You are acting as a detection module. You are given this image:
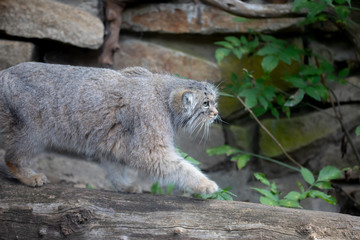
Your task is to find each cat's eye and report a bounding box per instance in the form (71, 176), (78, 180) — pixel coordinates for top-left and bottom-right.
(203, 101), (209, 108)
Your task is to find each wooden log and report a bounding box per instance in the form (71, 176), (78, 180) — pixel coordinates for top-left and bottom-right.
(0, 177), (359, 239)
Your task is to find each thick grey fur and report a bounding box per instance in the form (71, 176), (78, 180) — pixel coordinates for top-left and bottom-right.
(0, 62), (219, 194)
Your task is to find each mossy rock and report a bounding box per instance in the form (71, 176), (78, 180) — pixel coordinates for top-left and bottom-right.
(259, 108), (342, 157)
(227, 124), (254, 151)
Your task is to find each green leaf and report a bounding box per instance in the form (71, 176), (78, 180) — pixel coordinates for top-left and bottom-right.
(231, 154), (250, 169)
(278, 199), (302, 208)
(297, 181), (305, 193)
(233, 17), (248, 22)
(238, 88), (258, 98)
(206, 145), (240, 156)
(308, 190), (337, 205)
(338, 67), (350, 79)
(252, 107), (267, 117)
(248, 36), (259, 50)
(215, 48), (231, 63)
(166, 184), (175, 195)
(258, 96), (269, 110)
(254, 173), (270, 186)
(307, 2), (326, 19)
(259, 196), (280, 206)
(283, 45), (302, 62)
(285, 75), (307, 89)
(314, 181), (333, 190)
(356, 125), (360, 136)
(240, 36), (248, 45)
(270, 107), (279, 119)
(284, 89), (305, 107)
(292, 0), (307, 11)
(301, 167), (315, 185)
(282, 106), (291, 118)
(278, 51), (292, 65)
(151, 182), (162, 194)
(261, 55), (279, 73)
(335, 6), (350, 22)
(262, 86), (276, 101)
(300, 65), (322, 76)
(225, 36), (241, 47)
(276, 94), (286, 105)
(245, 95), (258, 109)
(317, 166), (342, 182)
(260, 35), (286, 45)
(232, 49), (243, 60)
(194, 188), (236, 201)
(177, 148), (201, 166)
(270, 182), (277, 194)
(284, 191), (301, 201)
(214, 41), (233, 49)
(305, 86), (322, 101)
(257, 46), (279, 56)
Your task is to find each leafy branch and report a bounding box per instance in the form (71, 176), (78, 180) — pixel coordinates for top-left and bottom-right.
(253, 166), (342, 208)
(233, 92), (302, 169)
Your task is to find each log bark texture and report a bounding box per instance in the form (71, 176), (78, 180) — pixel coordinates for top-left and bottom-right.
(0, 177), (359, 240)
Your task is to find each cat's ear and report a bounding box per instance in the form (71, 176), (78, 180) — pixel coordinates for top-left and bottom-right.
(182, 91), (195, 110)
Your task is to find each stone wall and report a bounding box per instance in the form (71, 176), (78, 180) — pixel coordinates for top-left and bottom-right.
(0, 0), (359, 213)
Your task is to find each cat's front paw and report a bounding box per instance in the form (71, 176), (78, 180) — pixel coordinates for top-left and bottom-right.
(196, 179), (219, 194)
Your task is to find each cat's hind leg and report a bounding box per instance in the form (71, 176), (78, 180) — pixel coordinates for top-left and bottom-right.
(5, 150), (48, 187)
(102, 160), (145, 193)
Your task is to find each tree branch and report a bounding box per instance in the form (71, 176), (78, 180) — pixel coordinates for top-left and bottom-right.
(1, 177), (359, 239)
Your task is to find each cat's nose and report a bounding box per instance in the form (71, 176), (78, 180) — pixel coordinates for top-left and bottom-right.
(211, 108), (218, 117)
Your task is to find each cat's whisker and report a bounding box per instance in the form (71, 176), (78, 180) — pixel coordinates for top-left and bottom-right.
(215, 115), (228, 125)
(194, 121), (205, 138)
(200, 122), (210, 144)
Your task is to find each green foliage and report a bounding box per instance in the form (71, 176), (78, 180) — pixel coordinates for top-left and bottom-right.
(151, 149), (235, 201)
(253, 166), (341, 208)
(356, 125), (360, 136)
(215, 35), (258, 64)
(194, 187), (237, 201)
(215, 1), (352, 119)
(151, 182), (176, 195)
(206, 145), (250, 170)
(292, 0), (352, 24)
(177, 148), (201, 167)
(216, 30), (350, 118)
(207, 145), (300, 172)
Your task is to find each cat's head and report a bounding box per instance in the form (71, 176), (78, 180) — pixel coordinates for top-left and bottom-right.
(170, 81), (219, 136)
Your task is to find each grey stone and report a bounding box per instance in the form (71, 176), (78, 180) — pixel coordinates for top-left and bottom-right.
(0, 0), (104, 49)
(0, 39), (37, 70)
(328, 75), (360, 102)
(121, 2), (303, 34)
(308, 40), (358, 65)
(259, 105), (360, 158)
(53, 0), (100, 17)
(114, 37), (221, 83)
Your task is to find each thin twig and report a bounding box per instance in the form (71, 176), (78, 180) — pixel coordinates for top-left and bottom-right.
(314, 57), (360, 164)
(330, 89), (360, 164)
(233, 93), (303, 169)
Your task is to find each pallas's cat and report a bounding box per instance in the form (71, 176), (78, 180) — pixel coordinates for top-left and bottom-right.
(0, 62), (219, 194)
